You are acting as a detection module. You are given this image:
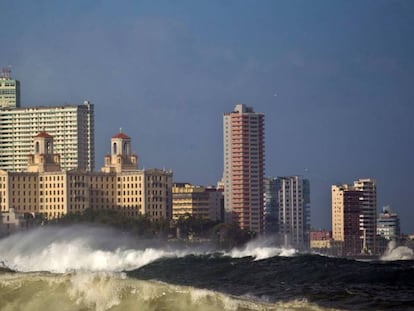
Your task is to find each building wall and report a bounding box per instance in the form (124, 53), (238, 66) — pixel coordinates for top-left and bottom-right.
(276, 176), (310, 248)
(223, 104), (265, 234)
(0, 71), (20, 108)
(172, 183), (222, 221)
(0, 101), (94, 172)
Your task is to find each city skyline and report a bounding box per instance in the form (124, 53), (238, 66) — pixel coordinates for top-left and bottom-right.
(1, 1), (413, 232)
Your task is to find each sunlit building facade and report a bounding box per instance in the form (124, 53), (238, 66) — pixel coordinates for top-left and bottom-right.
(223, 104), (265, 234)
(0, 131), (172, 221)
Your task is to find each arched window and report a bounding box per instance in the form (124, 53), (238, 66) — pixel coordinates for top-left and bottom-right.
(46, 142), (51, 154)
(35, 141), (40, 153)
(123, 142), (128, 154)
(113, 142), (117, 154)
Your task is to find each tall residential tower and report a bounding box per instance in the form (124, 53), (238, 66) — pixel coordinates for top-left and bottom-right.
(0, 101), (95, 172)
(223, 104), (265, 234)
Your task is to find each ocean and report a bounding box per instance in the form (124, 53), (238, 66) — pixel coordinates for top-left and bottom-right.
(0, 225), (413, 311)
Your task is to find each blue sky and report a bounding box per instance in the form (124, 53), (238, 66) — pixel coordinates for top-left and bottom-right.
(1, 0), (413, 232)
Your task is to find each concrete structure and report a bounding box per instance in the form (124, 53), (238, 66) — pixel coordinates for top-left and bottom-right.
(223, 104), (265, 234)
(377, 206), (400, 241)
(332, 178), (377, 256)
(275, 176), (310, 249)
(172, 183), (223, 221)
(0, 68), (20, 108)
(0, 131), (172, 222)
(0, 101), (94, 172)
(264, 177), (279, 234)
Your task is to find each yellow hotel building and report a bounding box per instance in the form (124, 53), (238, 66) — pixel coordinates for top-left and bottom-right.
(0, 131), (172, 221)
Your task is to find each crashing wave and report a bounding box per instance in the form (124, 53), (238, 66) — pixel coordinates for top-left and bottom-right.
(0, 226), (298, 273)
(381, 241), (414, 261)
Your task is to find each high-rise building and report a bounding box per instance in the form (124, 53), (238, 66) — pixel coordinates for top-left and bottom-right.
(275, 176), (310, 248)
(332, 184), (362, 255)
(0, 68), (20, 108)
(332, 178), (377, 256)
(223, 104), (265, 234)
(377, 206), (400, 241)
(354, 178), (377, 254)
(264, 177), (279, 234)
(0, 101), (95, 172)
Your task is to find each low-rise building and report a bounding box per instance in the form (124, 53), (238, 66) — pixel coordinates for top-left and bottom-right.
(0, 131), (172, 222)
(172, 183), (223, 221)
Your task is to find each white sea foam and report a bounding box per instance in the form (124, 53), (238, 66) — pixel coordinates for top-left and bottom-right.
(0, 226), (198, 273)
(0, 226), (296, 273)
(227, 237), (297, 260)
(380, 241), (414, 261)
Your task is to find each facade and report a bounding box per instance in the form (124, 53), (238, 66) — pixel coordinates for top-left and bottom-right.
(264, 177), (279, 234)
(0, 131), (172, 222)
(275, 176), (310, 248)
(377, 206), (400, 241)
(0, 101), (95, 172)
(172, 183), (223, 221)
(223, 104), (265, 234)
(309, 230), (343, 256)
(332, 178), (377, 256)
(0, 68), (20, 108)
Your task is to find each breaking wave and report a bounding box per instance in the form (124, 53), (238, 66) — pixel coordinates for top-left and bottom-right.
(0, 226), (296, 273)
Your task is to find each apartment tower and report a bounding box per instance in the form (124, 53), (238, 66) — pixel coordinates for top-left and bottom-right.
(275, 176), (311, 248)
(332, 178), (377, 256)
(0, 101), (95, 171)
(223, 104), (264, 234)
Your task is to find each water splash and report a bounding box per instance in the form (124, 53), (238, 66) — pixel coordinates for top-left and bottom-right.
(0, 226), (297, 273)
(227, 236), (297, 260)
(381, 240), (414, 261)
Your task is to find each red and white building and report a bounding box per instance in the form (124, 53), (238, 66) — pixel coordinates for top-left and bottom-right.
(223, 104), (265, 234)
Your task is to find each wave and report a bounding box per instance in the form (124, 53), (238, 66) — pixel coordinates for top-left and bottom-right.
(0, 271), (341, 311)
(0, 226), (296, 273)
(226, 237), (297, 260)
(380, 241), (414, 261)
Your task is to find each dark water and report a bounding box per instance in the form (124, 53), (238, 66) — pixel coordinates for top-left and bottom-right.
(129, 254), (414, 311)
(1, 227), (414, 311)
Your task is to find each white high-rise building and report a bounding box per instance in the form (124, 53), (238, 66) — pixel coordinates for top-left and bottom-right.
(223, 104), (265, 234)
(0, 68), (20, 108)
(276, 176), (310, 248)
(0, 101), (95, 172)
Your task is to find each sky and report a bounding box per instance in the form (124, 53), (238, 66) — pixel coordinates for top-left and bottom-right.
(1, 0), (413, 232)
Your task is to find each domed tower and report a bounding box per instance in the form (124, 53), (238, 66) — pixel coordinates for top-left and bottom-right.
(101, 130), (138, 173)
(27, 131), (61, 172)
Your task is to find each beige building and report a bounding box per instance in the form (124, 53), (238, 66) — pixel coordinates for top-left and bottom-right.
(172, 183), (223, 221)
(0, 131), (172, 222)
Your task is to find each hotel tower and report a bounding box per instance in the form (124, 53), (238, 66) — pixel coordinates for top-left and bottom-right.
(223, 104), (265, 234)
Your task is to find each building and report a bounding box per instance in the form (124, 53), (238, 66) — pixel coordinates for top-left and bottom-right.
(0, 68), (20, 108)
(172, 183), (223, 221)
(309, 230), (342, 256)
(223, 104), (265, 234)
(275, 176), (310, 249)
(0, 101), (95, 172)
(377, 206), (400, 241)
(332, 178), (377, 256)
(0, 131), (172, 222)
(264, 177), (279, 234)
